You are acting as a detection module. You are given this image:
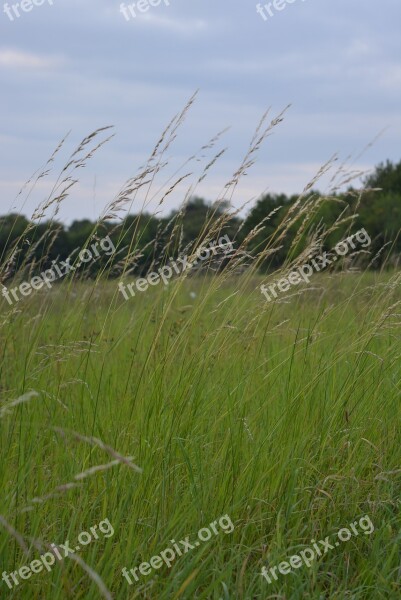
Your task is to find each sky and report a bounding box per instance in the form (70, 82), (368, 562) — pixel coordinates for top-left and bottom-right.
(0, 0), (400, 224)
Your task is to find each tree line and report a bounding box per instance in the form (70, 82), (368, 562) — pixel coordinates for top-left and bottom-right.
(1, 159), (400, 278)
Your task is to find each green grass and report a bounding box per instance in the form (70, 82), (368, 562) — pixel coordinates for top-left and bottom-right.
(1, 269), (400, 599)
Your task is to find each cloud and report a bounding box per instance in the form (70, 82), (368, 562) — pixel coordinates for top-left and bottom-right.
(0, 49), (60, 70)
(129, 13), (208, 35)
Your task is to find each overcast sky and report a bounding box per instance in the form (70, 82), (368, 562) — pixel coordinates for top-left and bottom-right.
(0, 0), (400, 224)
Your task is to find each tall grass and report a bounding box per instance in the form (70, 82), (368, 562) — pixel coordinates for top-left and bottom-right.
(0, 101), (400, 599)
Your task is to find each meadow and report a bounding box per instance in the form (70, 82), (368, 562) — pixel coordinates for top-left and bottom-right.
(1, 267), (400, 599)
(1, 111), (400, 599)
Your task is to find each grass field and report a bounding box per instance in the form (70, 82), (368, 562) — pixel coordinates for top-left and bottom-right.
(1, 267), (401, 599)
